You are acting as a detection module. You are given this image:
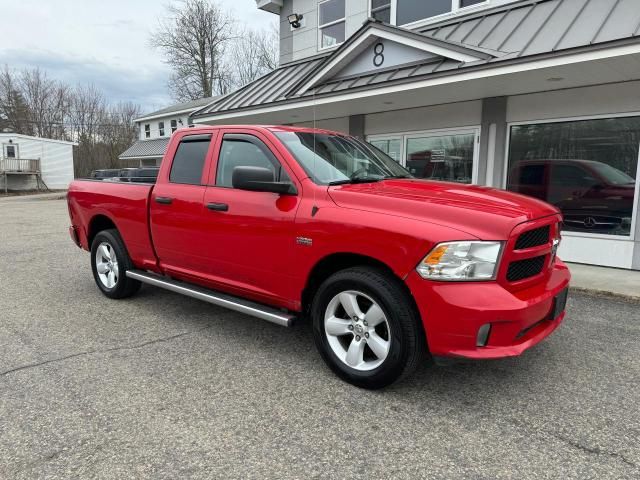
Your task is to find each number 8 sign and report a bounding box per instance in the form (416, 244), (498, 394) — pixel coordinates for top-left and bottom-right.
(373, 42), (385, 67)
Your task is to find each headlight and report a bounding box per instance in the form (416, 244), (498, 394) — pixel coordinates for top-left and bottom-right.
(416, 241), (503, 281)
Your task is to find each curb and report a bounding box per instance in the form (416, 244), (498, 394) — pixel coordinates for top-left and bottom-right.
(0, 193), (67, 202)
(38, 195), (67, 201)
(569, 286), (640, 304)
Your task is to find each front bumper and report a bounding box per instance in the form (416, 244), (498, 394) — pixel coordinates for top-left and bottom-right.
(406, 259), (571, 360)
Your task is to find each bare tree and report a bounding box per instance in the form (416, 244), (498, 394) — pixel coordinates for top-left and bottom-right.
(0, 65), (144, 178)
(99, 101), (141, 168)
(19, 68), (70, 140)
(151, 0), (235, 101)
(255, 23), (279, 73)
(228, 24), (279, 88)
(0, 66), (33, 135)
(67, 84), (105, 144)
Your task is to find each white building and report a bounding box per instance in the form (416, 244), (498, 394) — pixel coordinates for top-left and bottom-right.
(119, 97), (217, 166)
(187, 0), (640, 271)
(0, 133), (76, 192)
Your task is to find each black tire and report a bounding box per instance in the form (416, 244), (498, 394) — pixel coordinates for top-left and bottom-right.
(90, 229), (141, 299)
(311, 266), (427, 389)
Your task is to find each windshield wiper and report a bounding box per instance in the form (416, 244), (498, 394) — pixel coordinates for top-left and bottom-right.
(383, 175), (412, 180)
(328, 177), (383, 186)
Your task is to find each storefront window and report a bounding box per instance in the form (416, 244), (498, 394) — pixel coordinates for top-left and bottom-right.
(370, 138), (402, 163)
(507, 117), (640, 236)
(405, 133), (475, 183)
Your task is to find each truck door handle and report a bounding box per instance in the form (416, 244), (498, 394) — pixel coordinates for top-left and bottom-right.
(207, 202), (229, 212)
(155, 196), (173, 205)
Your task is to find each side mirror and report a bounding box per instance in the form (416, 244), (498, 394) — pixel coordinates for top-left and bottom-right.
(232, 166), (295, 195)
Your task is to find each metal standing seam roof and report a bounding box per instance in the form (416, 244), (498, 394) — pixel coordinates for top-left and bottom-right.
(193, 0), (640, 119)
(195, 57), (326, 116)
(420, 0), (640, 57)
(119, 138), (170, 160)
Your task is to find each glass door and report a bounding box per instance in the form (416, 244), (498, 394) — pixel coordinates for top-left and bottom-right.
(369, 138), (402, 163)
(405, 129), (478, 184)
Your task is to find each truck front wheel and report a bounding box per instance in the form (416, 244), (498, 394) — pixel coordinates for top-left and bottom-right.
(90, 229), (141, 299)
(311, 267), (427, 389)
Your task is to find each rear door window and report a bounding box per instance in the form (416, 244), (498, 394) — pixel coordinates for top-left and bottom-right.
(169, 134), (212, 185)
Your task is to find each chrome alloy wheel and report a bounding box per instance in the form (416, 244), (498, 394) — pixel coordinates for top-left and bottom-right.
(95, 242), (119, 289)
(324, 290), (391, 371)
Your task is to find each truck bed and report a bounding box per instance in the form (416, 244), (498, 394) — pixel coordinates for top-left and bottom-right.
(67, 179), (157, 269)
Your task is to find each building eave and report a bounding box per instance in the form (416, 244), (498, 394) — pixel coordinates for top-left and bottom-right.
(194, 39), (640, 124)
(134, 107), (198, 123)
(0, 133), (78, 146)
(256, 0), (282, 14)
(118, 154), (164, 160)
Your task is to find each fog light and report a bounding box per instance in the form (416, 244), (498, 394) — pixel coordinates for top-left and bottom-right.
(476, 324), (491, 347)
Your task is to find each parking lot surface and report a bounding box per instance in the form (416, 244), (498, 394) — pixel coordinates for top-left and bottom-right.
(1, 199), (639, 479)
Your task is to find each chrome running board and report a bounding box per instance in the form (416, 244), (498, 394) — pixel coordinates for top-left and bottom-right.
(126, 270), (295, 327)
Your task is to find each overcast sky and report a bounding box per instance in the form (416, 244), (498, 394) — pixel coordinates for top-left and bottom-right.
(0, 0), (275, 112)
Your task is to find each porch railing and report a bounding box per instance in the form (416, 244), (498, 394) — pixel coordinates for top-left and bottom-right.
(0, 158), (41, 173)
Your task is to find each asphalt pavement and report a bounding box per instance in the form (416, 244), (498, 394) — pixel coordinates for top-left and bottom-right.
(0, 199), (638, 479)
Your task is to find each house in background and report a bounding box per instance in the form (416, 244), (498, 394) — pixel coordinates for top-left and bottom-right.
(119, 97), (216, 167)
(190, 0), (640, 271)
(0, 133), (76, 192)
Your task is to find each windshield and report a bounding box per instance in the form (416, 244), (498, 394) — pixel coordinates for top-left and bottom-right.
(275, 131), (411, 185)
(588, 162), (635, 185)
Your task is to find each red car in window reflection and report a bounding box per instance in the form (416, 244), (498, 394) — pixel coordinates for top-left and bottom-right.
(508, 159), (636, 235)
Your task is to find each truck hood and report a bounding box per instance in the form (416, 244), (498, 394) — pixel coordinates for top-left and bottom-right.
(327, 179), (559, 239)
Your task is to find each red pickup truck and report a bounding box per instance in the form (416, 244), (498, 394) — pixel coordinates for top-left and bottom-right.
(67, 125), (570, 388)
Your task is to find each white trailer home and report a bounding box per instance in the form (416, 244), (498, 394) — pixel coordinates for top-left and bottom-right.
(0, 134), (76, 192)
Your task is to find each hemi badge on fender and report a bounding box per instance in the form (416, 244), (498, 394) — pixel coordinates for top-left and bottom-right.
(296, 237), (313, 246)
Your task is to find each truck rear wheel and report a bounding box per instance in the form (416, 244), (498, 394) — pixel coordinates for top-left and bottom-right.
(311, 266), (426, 389)
(90, 229), (141, 299)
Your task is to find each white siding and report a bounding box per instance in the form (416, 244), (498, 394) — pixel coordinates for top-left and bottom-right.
(41, 142), (74, 189)
(0, 135), (74, 190)
(138, 115), (190, 140)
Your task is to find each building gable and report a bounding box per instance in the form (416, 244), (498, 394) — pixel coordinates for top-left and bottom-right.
(292, 22), (497, 96)
(333, 39), (440, 80)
